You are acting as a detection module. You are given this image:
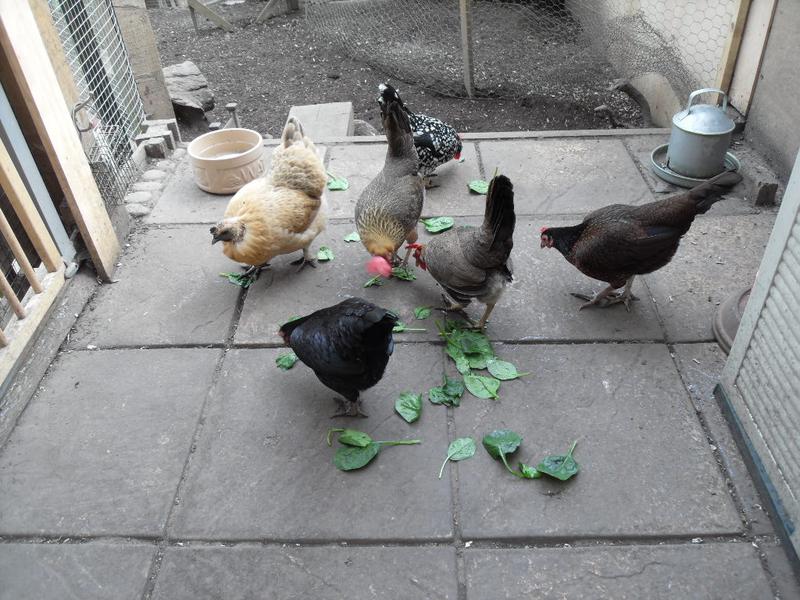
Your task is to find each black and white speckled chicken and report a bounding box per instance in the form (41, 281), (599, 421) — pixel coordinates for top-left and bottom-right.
(381, 83), (462, 186)
(278, 298), (398, 418)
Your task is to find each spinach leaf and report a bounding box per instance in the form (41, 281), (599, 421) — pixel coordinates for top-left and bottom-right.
(317, 246), (335, 262)
(468, 179), (489, 195)
(391, 266), (416, 281)
(392, 321), (426, 333)
(445, 340), (471, 375)
(275, 352), (298, 370)
(483, 429), (526, 477)
(219, 271), (255, 288)
(422, 217), (455, 233)
(395, 392), (422, 423)
(364, 275), (384, 288)
(414, 306), (432, 320)
(326, 172), (349, 191)
(283, 315), (302, 324)
(457, 330), (494, 359)
(326, 428), (373, 448)
(536, 440), (580, 481)
(334, 443), (380, 470)
(438, 437), (476, 478)
(518, 462), (541, 479)
(428, 375), (465, 407)
(487, 358), (530, 381)
(343, 231), (361, 243)
(464, 374), (500, 399)
(467, 354), (489, 370)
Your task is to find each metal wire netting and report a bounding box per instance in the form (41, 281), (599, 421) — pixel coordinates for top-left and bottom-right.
(306, 0), (738, 101)
(48, 0), (145, 207)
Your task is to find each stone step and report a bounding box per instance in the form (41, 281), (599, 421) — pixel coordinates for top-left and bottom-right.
(287, 101), (354, 140)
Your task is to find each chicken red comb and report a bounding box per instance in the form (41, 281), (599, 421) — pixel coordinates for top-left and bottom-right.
(366, 256), (392, 278)
(406, 243), (423, 250)
(540, 226), (549, 233)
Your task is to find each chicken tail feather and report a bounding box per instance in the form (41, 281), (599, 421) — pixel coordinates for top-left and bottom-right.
(689, 170), (743, 214)
(282, 116), (305, 147)
(484, 174), (516, 251)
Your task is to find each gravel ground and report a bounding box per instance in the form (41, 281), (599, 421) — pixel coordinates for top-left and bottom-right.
(149, 2), (644, 140)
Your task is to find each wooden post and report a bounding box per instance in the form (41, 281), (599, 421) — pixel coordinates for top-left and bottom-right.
(0, 0), (119, 280)
(459, 0), (475, 98)
(186, 0), (235, 32)
(715, 0), (753, 93)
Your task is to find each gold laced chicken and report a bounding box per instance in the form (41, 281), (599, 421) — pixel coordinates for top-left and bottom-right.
(210, 117), (327, 276)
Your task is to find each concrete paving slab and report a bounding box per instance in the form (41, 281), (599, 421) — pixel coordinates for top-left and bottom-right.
(171, 345), (453, 540)
(148, 158), (258, 224)
(762, 542), (800, 600)
(324, 143), (385, 219)
(622, 135), (766, 216)
(643, 214), (775, 343)
(464, 543), (773, 599)
(452, 343), (741, 539)
(421, 142), (486, 218)
(152, 545), (457, 599)
(289, 101), (354, 138)
(0, 348), (217, 536)
(235, 221), (446, 345)
(236, 218), (664, 345)
(478, 138), (652, 215)
(0, 542), (153, 600)
(673, 343), (773, 535)
(69, 226), (239, 348)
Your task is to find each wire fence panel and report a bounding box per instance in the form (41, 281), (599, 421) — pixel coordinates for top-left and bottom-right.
(306, 0), (739, 102)
(48, 0), (145, 207)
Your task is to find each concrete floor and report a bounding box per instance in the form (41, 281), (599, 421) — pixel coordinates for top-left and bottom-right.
(1, 130), (798, 599)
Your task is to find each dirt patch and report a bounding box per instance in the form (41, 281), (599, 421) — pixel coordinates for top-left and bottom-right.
(149, 2), (643, 141)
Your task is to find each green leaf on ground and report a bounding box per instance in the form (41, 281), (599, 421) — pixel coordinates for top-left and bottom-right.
(393, 321), (426, 333)
(468, 179), (489, 195)
(458, 330), (494, 359)
(334, 443), (380, 470)
(536, 440), (580, 481)
(364, 275), (384, 288)
(445, 342), (471, 375)
(326, 173), (349, 191)
(486, 358), (529, 381)
(428, 375), (466, 407)
(438, 437), (476, 478)
(391, 266), (416, 281)
(220, 271), (255, 288)
(422, 217), (455, 233)
(327, 428), (374, 448)
(317, 246), (335, 262)
(414, 306), (432, 320)
(483, 429), (526, 478)
(464, 374), (500, 399)
(395, 392), (423, 423)
(343, 231), (361, 243)
(518, 462), (541, 479)
(275, 352), (298, 370)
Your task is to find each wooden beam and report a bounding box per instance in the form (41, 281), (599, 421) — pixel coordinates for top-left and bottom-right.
(0, 270), (25, 319)
(715, 0), (753, 93)
(187, 0), (235, 32)
(0, 0), (119, 280)
(0, 135), (61, 274)
(729, 0), (778, 113)
(0, 204), (44, 295)
(459, 0), (475, 98)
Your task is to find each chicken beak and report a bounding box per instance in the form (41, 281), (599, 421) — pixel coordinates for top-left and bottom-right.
(211, 236), (220, 245)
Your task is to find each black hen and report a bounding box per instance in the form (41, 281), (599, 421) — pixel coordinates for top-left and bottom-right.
(540, 170), (742, 310)
(278, 298), (398, 417)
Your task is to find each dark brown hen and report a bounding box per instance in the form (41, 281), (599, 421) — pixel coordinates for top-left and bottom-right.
(540, 170), (742, 310)
(278, 298), (398, 417)
(413, 174), (516, 329)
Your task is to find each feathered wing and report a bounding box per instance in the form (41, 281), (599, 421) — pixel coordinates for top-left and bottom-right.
(269, 117), (327, 200)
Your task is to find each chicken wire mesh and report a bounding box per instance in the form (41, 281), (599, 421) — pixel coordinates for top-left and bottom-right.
(48, 0), (145, 207)
(306, 0), (738, 102)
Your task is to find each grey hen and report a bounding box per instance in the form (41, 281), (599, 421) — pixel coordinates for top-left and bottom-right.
(412, 174), (516, 329)
(355, 83), (425, 277)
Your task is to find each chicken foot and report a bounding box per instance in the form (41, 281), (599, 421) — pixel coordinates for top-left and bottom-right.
(422, 173), (439, 189)
(290, 247), (317, 273)
(440, 293), (476, 327)
(475, 303), (496, 330)
(331, 396), (368, 419)
(241, 263), (270, 279)
(571, 277), (639, 312)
